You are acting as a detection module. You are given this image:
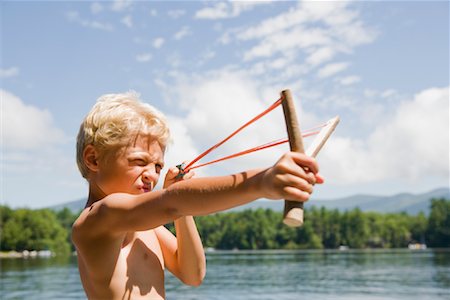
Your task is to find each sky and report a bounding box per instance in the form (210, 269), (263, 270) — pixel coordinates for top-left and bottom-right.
(1, 0), (449, 208)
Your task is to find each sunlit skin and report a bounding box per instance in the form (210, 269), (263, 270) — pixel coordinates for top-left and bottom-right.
(72, 135), (323, 300)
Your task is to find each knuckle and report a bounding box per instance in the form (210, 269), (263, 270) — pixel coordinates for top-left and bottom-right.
(300, 193), (310, 202)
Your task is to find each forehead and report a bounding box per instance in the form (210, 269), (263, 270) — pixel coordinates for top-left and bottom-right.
(126, 135), (164, 158)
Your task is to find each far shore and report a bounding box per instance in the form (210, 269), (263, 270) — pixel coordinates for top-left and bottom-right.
(0, 250), (54, 258)
(3, 247), (449, 259)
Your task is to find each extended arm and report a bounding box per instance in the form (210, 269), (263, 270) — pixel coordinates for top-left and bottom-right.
(75, 152), (320, 238)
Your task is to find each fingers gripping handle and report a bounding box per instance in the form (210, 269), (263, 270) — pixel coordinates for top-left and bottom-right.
(281, 90), (306, 227)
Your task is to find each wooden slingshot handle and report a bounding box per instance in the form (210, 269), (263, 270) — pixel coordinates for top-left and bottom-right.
(281, 90), (306, 227)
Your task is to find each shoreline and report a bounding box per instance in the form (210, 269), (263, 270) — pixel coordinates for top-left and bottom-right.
(0, 250), (54, 258)
(2, 248), (449, 259)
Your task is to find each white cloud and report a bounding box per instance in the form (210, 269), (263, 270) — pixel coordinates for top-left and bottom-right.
(165, 53), (183, 69)
(136, 53), (152, 63)
(364, 89), (377, 98)
(306, 47), (335, 66)
(0, 67), (19, 78)
(1, 91), (88, 207)
(111, 0), (133, 12)
(66, 11), (113, 31)
(339, 75), (361, 86)
(381, 89), (397, 98)
(198, 49), (216, 66)
(317, 62), (349, 78)
(243, 26), (331, 61)
(320, 86), (449, 183)
(174, 26), (191, 40)
(222, 1), (376, 79)
(90, 2), (103, 14)
(1, 90), (65, 150)
(168, 9), (186, 19)
(195, 1), (272, 20)
(196, 2), (228, 19)
(121, 15), (133, 28)
(150, 9), (158, 17)
(153, 37), (165, 49)
(163, 115), (199, 170)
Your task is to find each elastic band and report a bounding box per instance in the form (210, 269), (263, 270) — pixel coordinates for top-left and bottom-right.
(187, 130), (320, 171)
(183, 97), (283, 171)
(181, 95), (327, 172)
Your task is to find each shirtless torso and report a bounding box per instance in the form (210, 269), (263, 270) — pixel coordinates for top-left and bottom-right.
(75, 219), (172, 300)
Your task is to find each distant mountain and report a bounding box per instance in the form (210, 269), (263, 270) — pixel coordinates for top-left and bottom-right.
(50, 198), (86, 212)
(228, 187), (450, 215)
(49, 187), (449, 215)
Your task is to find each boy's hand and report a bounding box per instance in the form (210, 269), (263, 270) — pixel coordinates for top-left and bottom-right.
(164, 162), (195, 188)
(261, 152), (323, 202)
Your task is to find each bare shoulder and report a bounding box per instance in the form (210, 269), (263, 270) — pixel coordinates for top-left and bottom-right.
(72, 193), (133, 246)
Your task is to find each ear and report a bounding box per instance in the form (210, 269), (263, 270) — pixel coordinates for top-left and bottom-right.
(83, 145), (100, 173)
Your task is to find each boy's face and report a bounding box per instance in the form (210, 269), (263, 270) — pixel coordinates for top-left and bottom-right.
(95, 135), (165, 195)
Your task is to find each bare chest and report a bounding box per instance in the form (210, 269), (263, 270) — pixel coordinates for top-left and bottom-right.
(113, 231), (166, 299)
(80, 230), (167, 300)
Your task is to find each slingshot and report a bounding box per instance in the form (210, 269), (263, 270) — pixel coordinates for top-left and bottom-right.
(178, 89), (339, 227)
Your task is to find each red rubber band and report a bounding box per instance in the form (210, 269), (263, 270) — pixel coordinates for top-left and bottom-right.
(182, 94), (328, 172)
(184, 96), (283, 171)
(187, 130), (320, 171)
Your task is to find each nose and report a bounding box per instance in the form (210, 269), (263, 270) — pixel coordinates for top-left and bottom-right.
(142, 166), (159, 185)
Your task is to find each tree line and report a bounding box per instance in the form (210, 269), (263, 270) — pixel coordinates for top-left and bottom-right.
(1, 198), (449, 255)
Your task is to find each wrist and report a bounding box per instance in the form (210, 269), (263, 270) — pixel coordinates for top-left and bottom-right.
(246, 168), (267, 199)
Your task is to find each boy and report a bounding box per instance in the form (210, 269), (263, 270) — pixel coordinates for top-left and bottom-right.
(72, 92), (323, 300)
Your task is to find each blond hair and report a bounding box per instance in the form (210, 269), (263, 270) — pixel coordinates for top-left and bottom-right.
(76, 91), (170, 179)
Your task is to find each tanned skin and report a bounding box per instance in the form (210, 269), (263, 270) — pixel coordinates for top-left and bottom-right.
(72, 135), (323, 300)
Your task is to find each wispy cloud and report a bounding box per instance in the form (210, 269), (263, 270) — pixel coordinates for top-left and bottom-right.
(317, 62), (349, 78)
(198, 49), (216, 66)
(136, 53), (152, 63)
(111, 0), (133, 12)
(66, 11), (113, 31)
(90, 2), (103, 14)
(150, 9), (158, 17)
(121, 15), (133, 28)
(381, 89), (397, 98)
(174, 26), (191, 40)
(306, 47), (335, 66)
(168, 9), (186, 19)
(221, 1), (376, 79)
(0, 67), (19, 78)
(153, 37), (165, 49)
(338, 75), (361, 86)
(195, 1), (272, 20)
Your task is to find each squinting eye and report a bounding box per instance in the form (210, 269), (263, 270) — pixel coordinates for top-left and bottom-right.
(155, 164), (163, 173)
(134, 159), (147, 166)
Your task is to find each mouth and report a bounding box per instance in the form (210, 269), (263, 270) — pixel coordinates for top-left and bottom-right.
(141, 182), (153, 193)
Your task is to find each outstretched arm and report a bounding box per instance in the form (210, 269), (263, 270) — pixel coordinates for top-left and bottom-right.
(74, 152), (320, 239)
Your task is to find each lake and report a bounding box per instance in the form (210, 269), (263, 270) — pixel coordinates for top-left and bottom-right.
(1, 249), (449, 299)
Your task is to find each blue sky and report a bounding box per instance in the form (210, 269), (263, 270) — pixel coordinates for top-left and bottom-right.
(1, 0), (449, 208)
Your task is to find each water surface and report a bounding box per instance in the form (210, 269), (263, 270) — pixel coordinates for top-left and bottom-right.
(1, 249), (449, 299)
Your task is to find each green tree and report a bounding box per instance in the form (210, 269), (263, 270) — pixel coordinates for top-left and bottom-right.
(1, 208), (70, 255)
(341, 208), (369, 248)
(409, 212), (427, 244)
(322, 209), (342, 248)
(381, 214), (411, 248)
(366, 212), (385, 248)
(426, 198), (450, 247)
(56, 208), (80, 251)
